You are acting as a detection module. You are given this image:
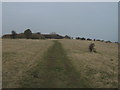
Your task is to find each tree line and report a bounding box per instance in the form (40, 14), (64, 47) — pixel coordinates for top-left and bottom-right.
(75, 37), (116, 43)
(11, 29), (35, 39)
(3, 29), (71, 39)
(2, 29), (118, 43)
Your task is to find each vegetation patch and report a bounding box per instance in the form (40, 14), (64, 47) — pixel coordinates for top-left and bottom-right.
(20, 40), (89, 88)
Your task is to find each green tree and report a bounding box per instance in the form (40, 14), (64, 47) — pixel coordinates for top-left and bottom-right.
(24, 29), (32, 39)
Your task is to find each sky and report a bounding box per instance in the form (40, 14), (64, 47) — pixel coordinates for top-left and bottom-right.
(2, 2), (118, 42)
(118, 2), (120, 42)
(0, 2), (1, 36)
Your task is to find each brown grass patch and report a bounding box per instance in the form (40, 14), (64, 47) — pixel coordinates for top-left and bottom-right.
(59, 39), (118, 88)
(0, 38), (2, 89)
(2, 39), (53, 88)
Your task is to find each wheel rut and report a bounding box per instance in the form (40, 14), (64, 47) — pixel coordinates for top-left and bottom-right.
(20, 40), (87, 88)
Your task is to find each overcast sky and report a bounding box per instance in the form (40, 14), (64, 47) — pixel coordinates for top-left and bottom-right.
(2, 2), (118, 42)
(0, 2), (1, 36)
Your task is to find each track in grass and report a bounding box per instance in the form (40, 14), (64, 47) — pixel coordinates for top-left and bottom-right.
(20, 40), (88, 88)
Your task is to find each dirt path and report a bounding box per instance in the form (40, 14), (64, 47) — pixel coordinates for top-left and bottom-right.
(20, 40), (87, 88)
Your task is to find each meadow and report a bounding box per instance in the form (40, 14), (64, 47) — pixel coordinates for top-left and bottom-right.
(0, 39), (2, 89)
(2, 39), (118, 88)
(60, 39), (118, 88)
(2, 39), (53, 88)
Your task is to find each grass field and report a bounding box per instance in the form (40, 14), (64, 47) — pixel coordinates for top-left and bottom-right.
(60, 39), (118, 88)
(0, 39), (2, 89)
(2, 39), (53, 88)
(2, 39), (118, 88)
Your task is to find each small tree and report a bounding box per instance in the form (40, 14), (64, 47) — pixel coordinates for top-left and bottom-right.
(76, 37), (80, 40)
(24, 29), (32, 39)
(11, 30), (17, 39)
(36, 32), (41, 34)
(89, 43), (96, 53)
(81, 37), (86, 40)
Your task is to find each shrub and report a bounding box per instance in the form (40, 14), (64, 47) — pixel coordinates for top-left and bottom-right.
(24, 29), (32, 39)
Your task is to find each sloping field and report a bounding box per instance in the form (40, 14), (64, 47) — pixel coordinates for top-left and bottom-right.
(20, 40), (87, 88)
(2, 39), (53, 88)
(0, 39), (2, 89)
(59, 39), (118, 88)
(2, 39), (118, 88)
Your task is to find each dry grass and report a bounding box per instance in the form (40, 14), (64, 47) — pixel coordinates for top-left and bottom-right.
(59, 39), (118, 88)
(2, 39), (118, 88)
(2, 39), (53, 88)
(0, 38), (2, 89)
(20, 40), (87, 88)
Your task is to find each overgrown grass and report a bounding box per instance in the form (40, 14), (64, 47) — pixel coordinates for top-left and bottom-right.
(20, 40), (89, 88)
(59, 39), (118, 88)
(2, 39), (118, 88)
(2, 39), (53, 88)
(0, 39), (2, 89)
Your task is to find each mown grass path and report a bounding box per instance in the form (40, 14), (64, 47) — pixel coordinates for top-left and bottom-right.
(20, 40), (87, 88)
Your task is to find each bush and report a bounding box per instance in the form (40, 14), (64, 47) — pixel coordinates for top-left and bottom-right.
(24, 29), (32, 39)
(11, 30), (17, 39)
